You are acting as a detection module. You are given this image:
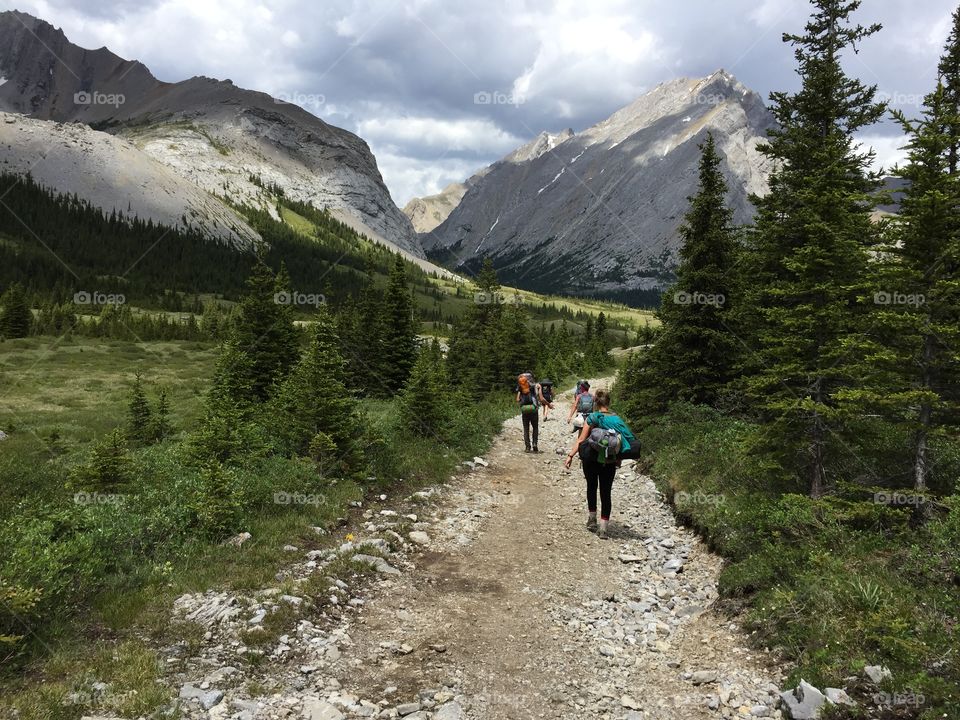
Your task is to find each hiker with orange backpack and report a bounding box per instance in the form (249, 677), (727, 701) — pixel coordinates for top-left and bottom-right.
(563, 389), (637, 539)
(516, 371), (541, 453)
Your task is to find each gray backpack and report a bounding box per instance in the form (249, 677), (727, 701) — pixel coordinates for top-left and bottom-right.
(577, 393), (595, 414)
(587, 427), (621, 464)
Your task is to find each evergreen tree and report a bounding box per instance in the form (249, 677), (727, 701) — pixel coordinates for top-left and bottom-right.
(0, 283), (31, 339)
(876, 83), (960, 493)
(398, 340), (453, 440)
(739, 0), (886, 497)
(346, 286), (387, 395)
(127, 372), (153, 446)
(152, 387), (172, 442)
(187, 340), (257, 465)
(189, 461), (243, 539)
(475, 257), (502, 305)
(623, 134), (741, 415)
(496, 295), (537, 387)
(232, 259), (299, 401)
(938, 6), (960, 175)
(272, 260), (301, 372)
(208, 339), (256, 413)
(595, 312), (608, 345)
(270, 310), (366, 478)
(380, 255), (418, 393)
(448, 258), (506, 397)
(71, 429), (133, 493)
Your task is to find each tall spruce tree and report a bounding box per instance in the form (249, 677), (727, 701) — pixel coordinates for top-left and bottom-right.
(938, 6), (960, 175)
(623, 133), (740, 415)
(0, 283), (31, 339)
(740, 0), (885, 497)
(127, 372), (153, 446)
(231, 259), (299, 401)
(380, 255), (418, 393)
(270, 310), (366, 478)
(398, 340), (453, 440)
(448, 258), (505, 396)
(496, 295), (537, 387)
(152, 387), (172, 442)
(876, 83), (960, 493)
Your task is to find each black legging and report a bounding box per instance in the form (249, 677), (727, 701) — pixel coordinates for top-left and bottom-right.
(583, 460), (615, 520)
(522, 410), (539, 449)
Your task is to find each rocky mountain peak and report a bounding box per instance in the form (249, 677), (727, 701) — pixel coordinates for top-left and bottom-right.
(422, 70), (775, 302)
(506, 128), (576, 164)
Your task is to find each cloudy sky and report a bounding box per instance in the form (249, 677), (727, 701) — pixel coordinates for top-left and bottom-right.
(9, 0), (957, 204)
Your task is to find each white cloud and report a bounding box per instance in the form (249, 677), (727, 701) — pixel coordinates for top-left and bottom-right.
(357, 116), (523, 155)
(858, 133), (909, 174)
(373, 151), (480, 206)
(510, 0), (662, 120)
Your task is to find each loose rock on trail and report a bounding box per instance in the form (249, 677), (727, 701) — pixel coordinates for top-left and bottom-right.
(159, 379), (785, 720)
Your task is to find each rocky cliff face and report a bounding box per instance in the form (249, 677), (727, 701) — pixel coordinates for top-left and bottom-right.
(403, 182), (470, 234)
(420, 71), (775, 300)
(402, 130), (576, 234)
(0, 112), (259, 248)
(0, 10), (421, 255)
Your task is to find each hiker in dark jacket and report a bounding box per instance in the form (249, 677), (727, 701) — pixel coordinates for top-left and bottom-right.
(539, 379), (555, 421)
(563, 389), (637, 539)
(516, 371), (540, 453)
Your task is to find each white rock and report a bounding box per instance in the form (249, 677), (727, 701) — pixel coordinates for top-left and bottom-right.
(223, 532), (251, 547)
(302, 698), (345, 720)
(863, 665), (892, 684)
(408, 531), (430, 545)
(824, 688), (854, 706)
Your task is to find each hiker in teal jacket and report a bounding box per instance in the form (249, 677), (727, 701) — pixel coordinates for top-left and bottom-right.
(585, 408), (637, 455)
(564, 389), (637, 539)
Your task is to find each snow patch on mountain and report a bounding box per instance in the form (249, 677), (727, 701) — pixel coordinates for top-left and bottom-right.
(537, 166), (566, 195)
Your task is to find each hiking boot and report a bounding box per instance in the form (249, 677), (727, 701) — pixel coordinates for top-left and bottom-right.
(598, 519), (609, 540)
(532, 446), (540, 453)
(524, 447), (532, 453)
(586, 514), (598, 532)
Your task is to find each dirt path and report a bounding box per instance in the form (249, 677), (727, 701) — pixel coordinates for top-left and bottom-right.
(327, 378), (785, 719)
(167, 379), (785, 720)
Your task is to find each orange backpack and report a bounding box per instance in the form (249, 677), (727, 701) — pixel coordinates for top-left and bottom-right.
(517, 373), (532, 395)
